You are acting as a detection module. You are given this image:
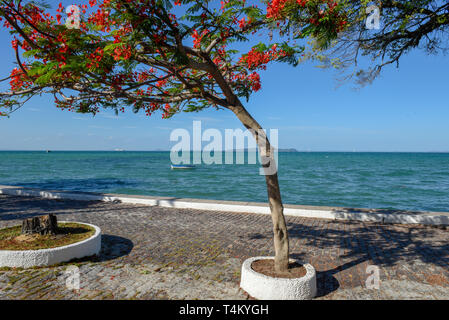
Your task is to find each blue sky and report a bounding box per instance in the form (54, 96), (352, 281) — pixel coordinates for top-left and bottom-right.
(1, 2), (448, 151)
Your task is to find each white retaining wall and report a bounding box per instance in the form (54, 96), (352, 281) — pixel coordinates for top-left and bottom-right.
(0, 185), (448, 226)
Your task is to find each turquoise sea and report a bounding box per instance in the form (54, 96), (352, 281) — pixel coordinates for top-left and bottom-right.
(1, 151), (448, 212)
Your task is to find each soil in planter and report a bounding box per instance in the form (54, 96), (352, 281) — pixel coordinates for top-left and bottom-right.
(251, 259), (307, 279)
(0, 223), (95, 250)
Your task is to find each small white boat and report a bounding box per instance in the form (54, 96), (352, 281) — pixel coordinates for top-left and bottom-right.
(170, 164), (195, 169)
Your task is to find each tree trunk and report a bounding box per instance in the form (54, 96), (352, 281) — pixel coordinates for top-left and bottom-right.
(264, 169), (290, 273)
(229, 105), (290, 272)
(22, 214), (58, 235)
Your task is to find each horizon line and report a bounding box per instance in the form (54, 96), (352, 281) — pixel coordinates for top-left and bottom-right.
(1, 149), (449, 153)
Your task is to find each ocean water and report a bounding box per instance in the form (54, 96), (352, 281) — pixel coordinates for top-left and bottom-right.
(0, 151), (448, 212)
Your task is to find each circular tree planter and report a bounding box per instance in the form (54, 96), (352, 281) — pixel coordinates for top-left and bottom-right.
(0, 221), (101, 268)
(240, 256), (317, 300)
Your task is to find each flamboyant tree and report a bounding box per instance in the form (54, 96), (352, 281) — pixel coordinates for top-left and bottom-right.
(0, 0), (347, 272)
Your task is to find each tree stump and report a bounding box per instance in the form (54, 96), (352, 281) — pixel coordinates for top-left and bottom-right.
(21, 214), (58, 235)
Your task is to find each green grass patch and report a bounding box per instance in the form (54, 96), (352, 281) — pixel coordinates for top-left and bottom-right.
(0, 223), (95, 251)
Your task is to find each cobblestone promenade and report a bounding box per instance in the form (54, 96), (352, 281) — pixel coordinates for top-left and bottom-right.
(0, 195), (448, 299)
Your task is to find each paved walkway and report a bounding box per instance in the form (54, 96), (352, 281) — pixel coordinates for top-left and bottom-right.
(0, 194), (448, 300)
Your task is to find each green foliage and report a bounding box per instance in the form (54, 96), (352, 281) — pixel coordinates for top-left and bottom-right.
(0, 0), (347, 117)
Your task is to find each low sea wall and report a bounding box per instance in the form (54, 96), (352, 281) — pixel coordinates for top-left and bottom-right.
(0, 185), (447, 226)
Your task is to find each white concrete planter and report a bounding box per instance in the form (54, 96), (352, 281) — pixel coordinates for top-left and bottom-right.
(240, 256), (317, 300)
(0, 222), (101, 268)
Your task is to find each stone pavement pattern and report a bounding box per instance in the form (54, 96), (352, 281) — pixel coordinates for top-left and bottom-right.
(0, 194), (448, 300)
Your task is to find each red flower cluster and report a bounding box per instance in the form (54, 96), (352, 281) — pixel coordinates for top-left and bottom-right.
(192, 29), (209, 48)
(144, 102), (161, 117)
(162, 104), (171, 119)
(9, 68), (31, 91)
(56, 2), (64, 24)
(212, 46), (227, 68)
(113, 25), (133, 44)
(240, 44), (288, 70)
(232, 71), (262, 92)
(88, 8), (112, 32)
(113, 46), (132, 61)
(109, 73), (132, 90)
(11, 38), (19, 50)
(266, 0), (347, 33)
(238, 17), (251, 29)
(220, 0), (231, 11)
(156, 78), (168, 88)
(136, 69), (155, 82)
(248, 72), (261, 91)
(86, 47), (104, 69)
(266, 0), (292, 19)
